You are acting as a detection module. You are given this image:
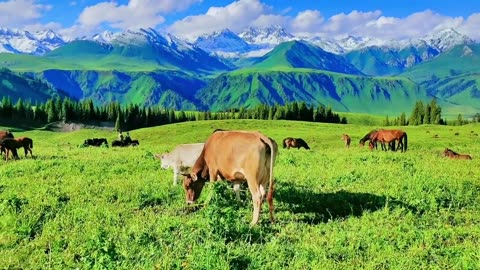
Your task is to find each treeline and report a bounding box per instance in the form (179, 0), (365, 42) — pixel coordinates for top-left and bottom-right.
(384, 99), (446, 126)
(385, 99), (480, 126)
(0, 97), (346, 130)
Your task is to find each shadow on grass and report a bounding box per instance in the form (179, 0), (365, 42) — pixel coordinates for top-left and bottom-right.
(275, 181), (418, 224)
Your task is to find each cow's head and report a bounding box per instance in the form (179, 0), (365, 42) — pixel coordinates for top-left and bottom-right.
(182, 172), (207, 204)
(154, 153), (171, 169)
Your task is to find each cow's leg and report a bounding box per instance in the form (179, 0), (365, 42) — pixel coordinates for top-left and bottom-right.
(248, 180), (264, 226)
(233, 183), (241, 201)
(173, 167), (179, 185)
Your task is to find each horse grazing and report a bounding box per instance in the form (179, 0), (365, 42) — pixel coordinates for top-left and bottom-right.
(369, 129), (408, 152)
(84, 138), (108, 147)
(341, 134), (351, 148)
(442, 148), (472, 160)
(0, 130), (14, 156)
(0, 137), (33, 161)
(359, 129), (390, 151)
(282, 137), (310, 150)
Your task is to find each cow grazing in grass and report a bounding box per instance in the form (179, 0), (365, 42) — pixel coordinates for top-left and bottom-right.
(183, 130), (278, 226)
(154, 143), (205, 185)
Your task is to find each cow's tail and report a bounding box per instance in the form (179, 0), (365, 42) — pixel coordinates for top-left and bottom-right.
(258, 132), (277, 223)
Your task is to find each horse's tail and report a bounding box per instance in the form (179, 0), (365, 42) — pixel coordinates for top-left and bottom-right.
(282, 139), (287, 148)
(403, 132), (408, 152)
(29, 139), (33, 149)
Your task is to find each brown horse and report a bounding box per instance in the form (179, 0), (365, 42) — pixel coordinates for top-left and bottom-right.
(0, 137), (33, 161)
(0, 130), (14, 155)
(341, 134), (351, 148)
(282, 137), (310, 150)
(369, 129), (408, 152)
(359, 130), (391, 151)
(442, 148), (472, 160)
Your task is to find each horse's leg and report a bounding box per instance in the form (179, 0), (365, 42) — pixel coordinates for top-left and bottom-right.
(24, 146), (28, 157)
(395, 139), (402, 152)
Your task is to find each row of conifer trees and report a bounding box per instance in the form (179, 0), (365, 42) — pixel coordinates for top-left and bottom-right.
(0, 96), (346, 131)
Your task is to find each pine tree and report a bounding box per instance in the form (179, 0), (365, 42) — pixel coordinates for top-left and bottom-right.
(115, 111), (124, 132)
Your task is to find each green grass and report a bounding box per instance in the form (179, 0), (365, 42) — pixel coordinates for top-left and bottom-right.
(1, 120), (480, 269)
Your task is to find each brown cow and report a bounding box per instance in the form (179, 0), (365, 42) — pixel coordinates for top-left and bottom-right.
(183, 130), (278, 226)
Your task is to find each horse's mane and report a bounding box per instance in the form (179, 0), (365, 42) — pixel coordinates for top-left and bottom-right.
(445, 148), (459, 155)
(359, 130), (377, 143)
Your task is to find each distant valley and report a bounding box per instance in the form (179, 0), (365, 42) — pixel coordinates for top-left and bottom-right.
(0, 26), (479, 118)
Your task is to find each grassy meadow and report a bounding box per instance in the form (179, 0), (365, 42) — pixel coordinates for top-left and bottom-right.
(1, 120), (479, 269)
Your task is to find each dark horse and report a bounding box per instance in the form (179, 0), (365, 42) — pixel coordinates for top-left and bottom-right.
(442, 148), (472, 160)
(112, 139), (139, 147)
(0, 137), (33, 161)
(84, 138), (108, 147)
(0, 130), (14, 156)
(369, 129), (408, 152)
(283, 137), (310, 150)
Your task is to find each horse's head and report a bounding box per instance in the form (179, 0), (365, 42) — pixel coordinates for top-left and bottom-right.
(443, 148), (452, 157)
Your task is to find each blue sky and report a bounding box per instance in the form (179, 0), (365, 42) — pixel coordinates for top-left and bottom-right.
(1, 0), (479, 40)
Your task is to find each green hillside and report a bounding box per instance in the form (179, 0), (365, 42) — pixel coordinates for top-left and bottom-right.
(252, 41), (362, 75)
(401, 43), (480, 82)
(33, 69), (205, 109)
(196, 68), (427, 115)
(398, 44), (480, 114)
(0, 40), (231, 73)
(0, 68), (66, 102)
(345, 45), (439, 76)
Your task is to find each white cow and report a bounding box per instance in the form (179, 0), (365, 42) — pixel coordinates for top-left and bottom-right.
(154, 143), (205, 185)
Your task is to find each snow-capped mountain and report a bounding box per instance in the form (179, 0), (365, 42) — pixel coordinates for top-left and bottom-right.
(422, 28), (473, 52)
(92, 31), (115, 43)
(239, 25), (295, 45)
(92, 28), (198, 53)
(194, 29), (252, 54)
(307, 28), (473, 54)
(0, 27), (66, 55)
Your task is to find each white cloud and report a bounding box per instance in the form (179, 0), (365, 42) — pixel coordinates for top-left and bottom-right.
(458, 13), (480, 40)
(67, 0), (201, 37)
(0, 0), (51, 27)
(290, 9), (474, 41)
(291, 10), (324, 34)
(168, 0), (272, 40)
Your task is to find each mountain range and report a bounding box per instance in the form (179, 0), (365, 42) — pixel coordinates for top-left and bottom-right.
(0, 25), (479, 118)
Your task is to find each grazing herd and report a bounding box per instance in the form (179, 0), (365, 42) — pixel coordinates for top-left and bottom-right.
(0, 126), (475, 225)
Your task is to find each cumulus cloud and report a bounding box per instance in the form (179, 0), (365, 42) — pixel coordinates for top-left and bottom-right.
(0, 0), (51, 27)
(291, 10), (324, 34)
(168, 0), (273, 40)
(64, 0), (201, 38)
(458, 13), (480, 40)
